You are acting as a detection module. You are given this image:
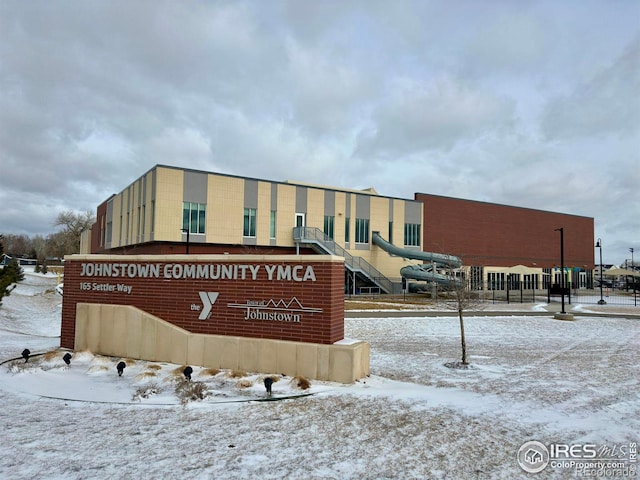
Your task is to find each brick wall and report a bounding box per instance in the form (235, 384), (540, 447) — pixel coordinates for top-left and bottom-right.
(416, 193), (595, 268)
(61, 255), (345, 349)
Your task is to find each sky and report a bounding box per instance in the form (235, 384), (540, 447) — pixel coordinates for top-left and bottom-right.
(0, 0), (638, 265)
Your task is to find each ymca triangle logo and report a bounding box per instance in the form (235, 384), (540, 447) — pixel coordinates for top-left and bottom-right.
(198, 292), (219, 320)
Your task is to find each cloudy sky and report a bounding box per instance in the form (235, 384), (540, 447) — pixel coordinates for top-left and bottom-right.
(1, 1), (638, 265)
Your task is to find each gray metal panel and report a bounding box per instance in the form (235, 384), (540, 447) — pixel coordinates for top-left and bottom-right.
(106, 198), (113, 224)
(404, 201), (422, 224)
(183, 171), (208, 203)
(324, 190), (335, 215)
(244, 179), (258, 208)
(296, 186), (307, 213)
(271, 182), (277, 208)
(151, 168), (156, 200)
(355, 194), (370, 218)
(388, 198), (393, 221)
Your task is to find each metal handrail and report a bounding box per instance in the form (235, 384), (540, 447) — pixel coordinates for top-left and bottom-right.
(293, 227), (393, 293)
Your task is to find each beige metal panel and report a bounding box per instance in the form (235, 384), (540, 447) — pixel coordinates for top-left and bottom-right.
(392, 199), (408, 246)
(275, 183), (297, 246)
(111, 195), (123, 248)
(369, 196), (390, 237)
(334, 191), (347, 243)
(154, 167), (184, 241)
(208, 174), (244, 244)
(80, 230), (92, 254)
(255, 181), (272, 244)
(141, 172), (154, 243)
(306, 188), (324, 230)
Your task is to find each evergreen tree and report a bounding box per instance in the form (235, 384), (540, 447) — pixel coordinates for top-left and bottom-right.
(0, 235), (24, 307)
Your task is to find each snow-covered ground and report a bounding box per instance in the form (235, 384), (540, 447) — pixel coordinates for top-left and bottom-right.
(0, 271), (638, 479)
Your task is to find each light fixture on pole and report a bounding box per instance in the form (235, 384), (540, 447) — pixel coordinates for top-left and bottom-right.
(595, 239), (605, 305)
(554, 228), (566, 314)
(181, 228), (190, 254)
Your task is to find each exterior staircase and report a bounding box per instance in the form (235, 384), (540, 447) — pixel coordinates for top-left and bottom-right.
(293, 227), (393, 294)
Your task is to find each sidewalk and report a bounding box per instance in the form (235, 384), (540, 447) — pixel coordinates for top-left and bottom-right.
(345, 301), (640, 320)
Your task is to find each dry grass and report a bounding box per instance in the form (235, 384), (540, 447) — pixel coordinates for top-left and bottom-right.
(87, 365), (109, 374)
(261, 375), (279, 384)
(227, 370), (247, 378)
(198, 367), (221, 377)
(146, 364), (162, 371)
(235, 379), (253, 389)
(345, 295), (436, 310)
(171, 365), (191, 376)
(135, 371), (158, 381)
(290, 375), (311, 390)
(43, 351), (62, 361)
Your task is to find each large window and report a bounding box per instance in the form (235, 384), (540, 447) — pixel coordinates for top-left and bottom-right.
(404, 223), (421, 246)
(243, 208), (256, 237)
(269, 211), (276, 239)
(345, 217), (350, 243)
(182, 202), (206, 234)
(324, 215), (335, 239)
(355, 218), (369, 244)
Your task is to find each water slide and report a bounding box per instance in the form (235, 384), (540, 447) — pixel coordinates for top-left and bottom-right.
(371, 232), (462, 286)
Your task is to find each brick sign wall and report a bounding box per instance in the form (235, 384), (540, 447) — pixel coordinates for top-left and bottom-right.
(61, 255), (345, 349)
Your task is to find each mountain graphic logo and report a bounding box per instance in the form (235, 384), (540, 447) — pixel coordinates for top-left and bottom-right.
(227, 297), (322, 313)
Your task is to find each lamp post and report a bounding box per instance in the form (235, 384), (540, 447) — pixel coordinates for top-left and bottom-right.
(595, 239), (605, 304)
(555, 228), (566, 314)
(181, 228), (190, 254)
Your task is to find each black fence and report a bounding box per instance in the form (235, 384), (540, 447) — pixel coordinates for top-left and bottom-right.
(481, 286), (639, 307)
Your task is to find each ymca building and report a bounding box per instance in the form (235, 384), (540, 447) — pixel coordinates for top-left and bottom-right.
(81, 164), (595, 294)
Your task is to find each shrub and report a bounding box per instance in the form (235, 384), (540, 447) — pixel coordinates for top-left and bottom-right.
(132, 383), (161, 401)
(174, 378), (211, 404)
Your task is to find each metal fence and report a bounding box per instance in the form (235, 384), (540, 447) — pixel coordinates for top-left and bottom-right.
(480, 287), (639, 307)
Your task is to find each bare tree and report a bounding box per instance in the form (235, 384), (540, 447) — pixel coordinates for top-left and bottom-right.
(441, 266), (484, 368)
(52, 210), (95, 256)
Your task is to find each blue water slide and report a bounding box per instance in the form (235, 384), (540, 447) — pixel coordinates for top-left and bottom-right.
(371, 232), (462, 286)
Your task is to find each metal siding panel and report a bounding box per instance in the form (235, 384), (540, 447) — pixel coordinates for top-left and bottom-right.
(296, 186), (307, 213)
(244, 179), (258, 208)
(183, 171), (208, 203)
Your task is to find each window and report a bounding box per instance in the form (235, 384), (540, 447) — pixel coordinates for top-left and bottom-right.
(488, 272), (505, 290)
(523, 274), (538, 290)
(324, 215), (335, 239)
(183, 202), (206, 234)
(345, 217), (350, 243)
(270, 211), (276, 239)
(542, 268), (551, 289)
(355, 218), (369, 244)
(243, 208), (256, 237)
(404, 223), (421, 246)
(470, 266), (483, 291)
(105, 221), (112, 245)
